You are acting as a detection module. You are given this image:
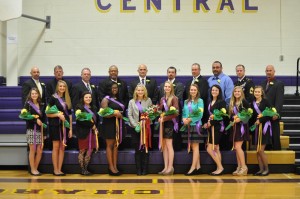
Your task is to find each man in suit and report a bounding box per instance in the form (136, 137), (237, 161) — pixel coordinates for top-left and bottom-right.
(261, 65), (284, 150)
(234, 64), (254, 104)
(22, 67), (46, 105)
(72, 68), (99, 110)
(184, 63), (209, 123)
(159, 66), (184, 151)
(98, 65), (129, 107)
(128, 64), (159, 105)
(46, 65), (73, 103)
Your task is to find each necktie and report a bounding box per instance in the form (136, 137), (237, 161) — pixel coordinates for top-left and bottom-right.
(192, 78), (196, 84)
(266, 81), (270, 90)
(141, 79), (145, 85)
(36, 80), (42, 96)
(87, 83), (92, 93)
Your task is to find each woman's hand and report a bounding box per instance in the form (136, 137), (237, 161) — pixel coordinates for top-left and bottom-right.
(158, 117), (164, 123)
(58, 112), (65, 121)
(255, 119), (260, 125)
(68, 129), (72, 138)
(36, 119), (42, 126)
(182, 118), (191, 126)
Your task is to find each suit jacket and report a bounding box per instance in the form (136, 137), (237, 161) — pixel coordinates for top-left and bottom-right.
(46, 78), (73, 103)
(235, 76), (255, 104)
(158, 79), (184, 105)
(22, 78), (46, 105)
(261, 79), (284, 115)
(75, 104), (98, 139)
(184, 76), (209, 123)
(127, 98), (152, 128)
(98, 77), (129, 108)
(128, 77), (159, 105)
(71, 81), (99, 110)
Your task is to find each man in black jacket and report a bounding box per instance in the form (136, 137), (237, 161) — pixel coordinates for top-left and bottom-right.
(22, 67), (46, 105)
(234, 64), (254, 104)
(128, 64), (159, 105)
(261, 65), (284, 150)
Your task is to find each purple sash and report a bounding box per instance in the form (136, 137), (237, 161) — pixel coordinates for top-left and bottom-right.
(188, 101), (201, 135)
(54, 93), (69, 117)
(234, 106), (245, 136)
(84, 105), (97, 154)
(105, 96), (125, 143)
(252, 101), (272, 137)
(208, 103), (224, 132)
(163, 98), (178, 132)
(135, 101), (144, 113)
(27, 101), (42, 150)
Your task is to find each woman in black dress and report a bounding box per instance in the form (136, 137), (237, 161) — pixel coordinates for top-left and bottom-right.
(229, 86), (250, 176)
(250, 86), (272, 176)
(22, 88), (46, 176)
(100, 83), (125, 176)
(75, 91), (99, 175)
(46, 80), (72, 176)
(204, 85), (227, 176)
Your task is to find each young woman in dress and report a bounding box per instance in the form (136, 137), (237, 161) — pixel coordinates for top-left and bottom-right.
(182, 84), (204, 175)
(250, 86), (272, 176)
(229, 86), (250, 176)
(75, 91), (99, 175)
(100, 82), (125, 176)
(23, 88), (46, 176)
(158, 81), (179, 175)
(128, 84), (152, 175)
(46, 80), (72, 176)
(204, 84), (226, 176)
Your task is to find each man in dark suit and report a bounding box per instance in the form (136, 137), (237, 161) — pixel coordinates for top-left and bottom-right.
(22, 67), (46, 105)
(261, 65), (284, 150)
(184, 63), (209, 123)
(159, 66), (184, 150)
(98, 65), (129, 107)
(72, 68), (99, 110)
(128, 64), (159, 105)
(234, 64), (254, 104)
(46, 65), (73, 103)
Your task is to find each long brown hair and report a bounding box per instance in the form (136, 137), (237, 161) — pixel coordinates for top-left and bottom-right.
(26, 88), (42, 104)
(185, 84), (200, 104)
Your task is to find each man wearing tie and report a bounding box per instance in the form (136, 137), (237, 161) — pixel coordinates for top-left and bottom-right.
(128, 64), (159, 105)
(72, 68), (99, 110)
(22, 67), (46, 105)
(261, 65), (284, 150)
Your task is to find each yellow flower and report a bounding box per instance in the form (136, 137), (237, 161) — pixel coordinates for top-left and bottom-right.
(198, 108), (203, 112)
(75, 109), (81, 115)
(248, 108), (253, 114)
(91, 85), (95, 88)
(146, 79), (150, 83)
(272, 107), (277, 113)
(46, 106), (49, 111)
(217, 79), (221, 84)
(270, 82), (274, 85)
(170, 106), (176, 111)
(99, 108), (104, 113)
(221, 108), (226, 114)
(21, 109), (27, 114)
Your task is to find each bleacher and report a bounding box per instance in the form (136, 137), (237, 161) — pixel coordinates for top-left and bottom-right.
(0, 75), (298, 174)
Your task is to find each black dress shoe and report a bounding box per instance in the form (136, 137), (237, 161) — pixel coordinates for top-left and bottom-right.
(53, 172), (66, 176)
(196, 168), (202, 174)
(253, 171), (263, 176)
(260, 171), (269, 176)
(185, 169), (198, 176)
(30, 172), (42, 176)
(108, 169), (121, 176)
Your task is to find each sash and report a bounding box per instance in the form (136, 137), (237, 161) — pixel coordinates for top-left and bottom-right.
(84, 105), (99, 153)
(136, 101), (151, 153)
(27, 101), (43, 150)
(105, 96), (125, 145)
(54, 93), (69, 117)
(252, 102), (273, 137)
(208, 103), (224, 132)
(162, 99), (178, 132)
(54, 93), (68, 148)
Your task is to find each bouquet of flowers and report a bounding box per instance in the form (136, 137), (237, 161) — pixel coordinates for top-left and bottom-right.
(75, 109), (93, 121)
(249, 107), (279, 131)
(210, 108), (228, 121)
(45, 105), (70, 128)
(180, 107), (204, 131)
(225, 108), (253, 130)
(19, 108), (47, 128)
(155, 106), (179, 130)
(98, 107), (129, 122)
(143, 105), (161, 121)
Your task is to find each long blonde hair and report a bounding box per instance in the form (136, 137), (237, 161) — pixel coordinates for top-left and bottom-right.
(164, 81), (175, 107)
(55, 80), (72, 109)
(133, 84), (148, 101)
(229, 86), (245, 114)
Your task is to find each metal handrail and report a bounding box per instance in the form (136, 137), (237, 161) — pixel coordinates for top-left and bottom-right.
(296, 57), (300, 96)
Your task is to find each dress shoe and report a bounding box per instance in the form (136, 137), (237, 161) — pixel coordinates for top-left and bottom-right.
(237, 167), (248, 176)
(158, 170), (165, 175)
(260, 171), (269, 176)
(209, 169), (224, 176)
(163, 168), (174, 176)
(53, 172), (66, 176)
(253, 171), (263, 176)
(108, 169), (121, 176)
(185, 169), (198, 176)
(30, 171), (42, 176)
(196, 168), (202, 174)
(232, 166), (241, 176)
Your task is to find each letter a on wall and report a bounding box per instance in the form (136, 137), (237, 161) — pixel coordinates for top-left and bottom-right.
(0, 0), (22, 21)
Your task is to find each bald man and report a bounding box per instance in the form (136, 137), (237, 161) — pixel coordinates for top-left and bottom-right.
(261, 65), (284, 150)
(22, 67), (46, 105)
(128, 64), (159, 105)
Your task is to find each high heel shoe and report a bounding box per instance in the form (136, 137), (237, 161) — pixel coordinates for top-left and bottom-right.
(163, 168), (174, 176)
(237, 167), (248, 176)
(158, 170), (166, 175)
(108, 169), (121, 176)
(253, 171), (263, 176)
(185, 169), (198, 176)
(232, 166), (241, 176)
(260, 171), (269, 176)
(209, 169), (224, 176)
